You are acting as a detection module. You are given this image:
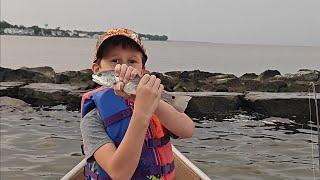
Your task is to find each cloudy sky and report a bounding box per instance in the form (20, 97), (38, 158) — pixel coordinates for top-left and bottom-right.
(1, 0), (320, 46)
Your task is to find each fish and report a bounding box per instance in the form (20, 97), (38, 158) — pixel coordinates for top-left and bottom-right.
(92, 70), (192, 112)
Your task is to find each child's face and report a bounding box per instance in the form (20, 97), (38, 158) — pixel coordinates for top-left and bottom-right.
(92, 45), (145, 74)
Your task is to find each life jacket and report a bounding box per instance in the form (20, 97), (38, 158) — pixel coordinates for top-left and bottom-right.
(81, 87), (175, 180)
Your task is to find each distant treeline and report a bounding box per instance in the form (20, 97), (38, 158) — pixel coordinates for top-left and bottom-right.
(140, 34), (168, 41)
(0, 21), (168, 41)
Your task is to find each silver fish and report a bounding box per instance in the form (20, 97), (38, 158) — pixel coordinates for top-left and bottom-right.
(92, 70), (192, 112)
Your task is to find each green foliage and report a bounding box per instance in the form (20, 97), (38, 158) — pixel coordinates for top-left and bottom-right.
(140, 33), (168, 41)
(1, 21), (14, 28)
(30, 25), (41, 35)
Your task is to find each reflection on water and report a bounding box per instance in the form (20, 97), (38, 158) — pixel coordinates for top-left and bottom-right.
(1, 103), (319, 179)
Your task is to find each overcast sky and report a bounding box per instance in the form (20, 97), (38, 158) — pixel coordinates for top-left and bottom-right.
(1, 0), (320, 46)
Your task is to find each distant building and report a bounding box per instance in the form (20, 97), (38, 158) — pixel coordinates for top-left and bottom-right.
(4, 28), (34, 35)
(4, 28), (22, 34)
(39, 29), (45, 36)
(51, 30), (63, 36)
(141, 37), (149, 40)
(66, 30), (73, 36)
(23, 28), (35, 35)
(78, 32), (89, 38)
(72, 30), (79, 36)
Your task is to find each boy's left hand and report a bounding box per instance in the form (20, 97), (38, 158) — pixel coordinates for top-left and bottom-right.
(113, 64), (142, 99)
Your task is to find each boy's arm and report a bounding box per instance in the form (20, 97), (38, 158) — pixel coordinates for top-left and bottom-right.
(154, 99), (195, 139)
(94, 112), (150, 179)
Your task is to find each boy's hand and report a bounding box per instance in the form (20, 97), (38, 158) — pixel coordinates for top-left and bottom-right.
(113, 64), (141, 99)
(134, 74), (164, 121)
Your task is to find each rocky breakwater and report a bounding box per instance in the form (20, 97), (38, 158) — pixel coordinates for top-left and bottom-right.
(0, 66), (95, 110)
(1, 66), (319, 122)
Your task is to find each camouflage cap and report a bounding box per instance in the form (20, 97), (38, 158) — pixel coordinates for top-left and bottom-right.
(93, 27), (147, 63)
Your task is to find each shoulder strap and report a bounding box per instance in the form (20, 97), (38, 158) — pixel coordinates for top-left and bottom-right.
(102, 108), (133, 127)
(81, 87), (110, 118)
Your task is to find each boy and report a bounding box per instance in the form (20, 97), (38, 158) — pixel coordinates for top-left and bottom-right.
(80, 27), (195, 180)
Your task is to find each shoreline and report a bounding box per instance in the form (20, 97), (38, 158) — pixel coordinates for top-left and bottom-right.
(2, 34), (320, 48)
(1, 66), (319, 123)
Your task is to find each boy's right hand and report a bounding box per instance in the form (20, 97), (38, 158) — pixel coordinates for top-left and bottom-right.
(113, 64), (141, 99)
(133, 74), (164, 121)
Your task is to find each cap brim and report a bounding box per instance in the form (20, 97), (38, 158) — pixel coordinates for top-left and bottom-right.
(95, 35), (147, 62)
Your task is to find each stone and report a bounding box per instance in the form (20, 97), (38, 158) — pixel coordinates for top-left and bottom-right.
(0, 67), (54, 83)
(257, 70), (281, 81)
(17, 83), (84, 110)
(240, 73), (258, 80)
(20, 66), (56, 79)
(55, 69), (96, 89)
(151, 72), (179, 91)
(243, 92), (320, 123)
(0, 81), (26, 97)
(170, 92), (244, 118)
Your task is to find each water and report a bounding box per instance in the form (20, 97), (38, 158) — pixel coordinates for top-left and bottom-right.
(1, 100), (319, 179)
(173, 116), (320, 179)
(0, 103), (82, 180)
(1, 36), (320, 179)
(1, 35), (320, 76)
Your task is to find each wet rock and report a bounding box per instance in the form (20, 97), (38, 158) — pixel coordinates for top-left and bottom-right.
(280, 81), (317, 92)
(241, 79), (262, 91)
(20, 66), (56, 80)
(240, 73), (258, 80)
(163, 70), (223, 90)
(206, 74), (241, 90)
(55, 69), (96, 90)
(178, 70), (218, 81)
(0, 82), (26, 97)
(0, 67), (55, 83)
(170, 92), (244, 118)
(273, 69), (320, 82)
(164, 71), (182, 78)
(257, 70), (281, 81)
(173, 81), (204, 92)
(260, 80), (288, 92)
(242, 79), (288, 92)
(18, 83), (84, 110)
(243, 92), (320, 123)
(151, 72), (179, 91)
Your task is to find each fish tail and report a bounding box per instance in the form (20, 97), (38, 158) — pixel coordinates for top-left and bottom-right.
(161, 92), (192, 112)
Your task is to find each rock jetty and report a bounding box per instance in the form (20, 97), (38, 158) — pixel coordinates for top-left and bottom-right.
(1, 66), (319, 122)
